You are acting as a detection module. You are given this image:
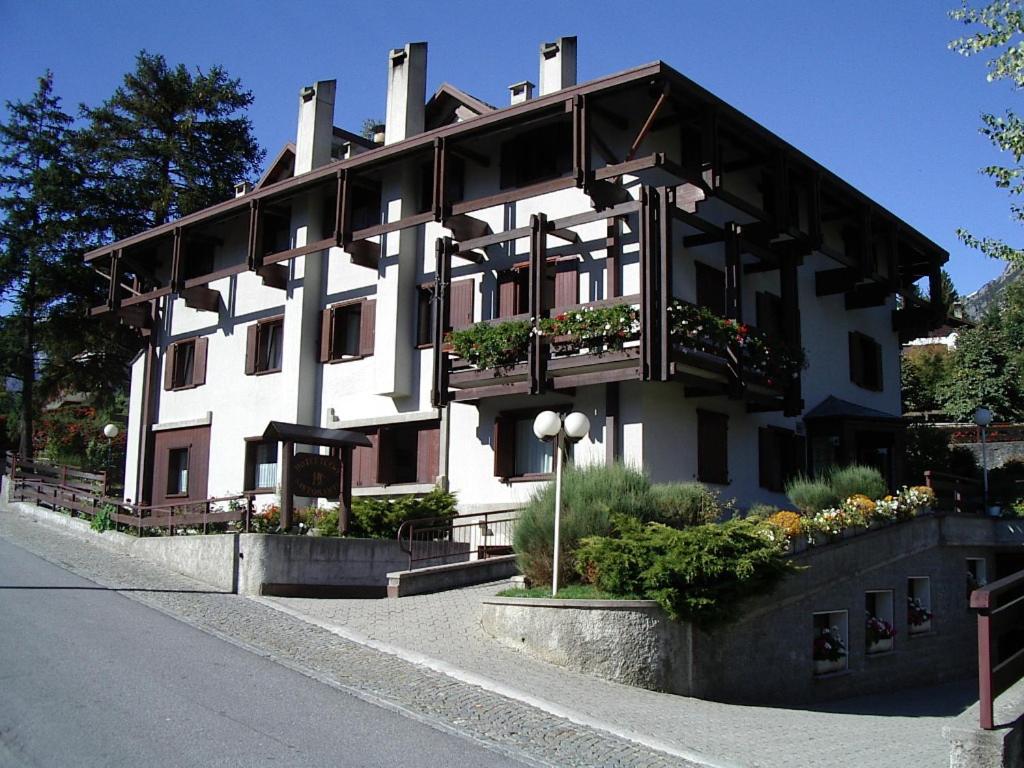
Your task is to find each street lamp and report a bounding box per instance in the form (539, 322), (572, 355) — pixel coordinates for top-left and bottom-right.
(533, 410), (591, 597)
(974, 407), (993, 511)
(102, 423), (119, 495)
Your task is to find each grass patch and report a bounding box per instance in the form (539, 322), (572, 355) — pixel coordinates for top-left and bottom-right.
(496, 584), (638, 600)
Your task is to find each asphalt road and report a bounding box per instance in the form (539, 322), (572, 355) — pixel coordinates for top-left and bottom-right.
(0, 537), (527, 768)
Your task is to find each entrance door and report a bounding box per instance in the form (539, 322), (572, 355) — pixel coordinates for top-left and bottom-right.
(151, 426), (211, 506)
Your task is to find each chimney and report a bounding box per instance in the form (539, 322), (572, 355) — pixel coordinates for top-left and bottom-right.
(538, 36), (577, 96)
(294, 80), (336, 175)
(508, 80), (534, 106)
(385, 42), (427, 145)
(234, 181), (252, 198)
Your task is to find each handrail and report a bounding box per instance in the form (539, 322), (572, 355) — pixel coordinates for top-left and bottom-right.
(970, 567), (1024, 729)
(397, 509), (519, 570)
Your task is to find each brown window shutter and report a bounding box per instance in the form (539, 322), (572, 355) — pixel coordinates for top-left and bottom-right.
(497, 271), (517, 319)
(193, 338), (208, 386)
(697, 410), (728, 485)
(554, 260), (579, 308)
(244, 324), (258, 375)
(163, 345), (175, 390)
(493, 415), (515, 478)
(353, 431), (378, 487)
(359, 299), (376, 356)
(319, 307), (333, 362)
(416, 424), (440, 484)
(376, 426), (395, 485)
(450, 279), (475, 330)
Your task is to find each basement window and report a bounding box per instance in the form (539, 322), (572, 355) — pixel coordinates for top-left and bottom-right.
(812, 610), (848, 676)
(907, 577), (932, 635)
(865, 590), (895, 655)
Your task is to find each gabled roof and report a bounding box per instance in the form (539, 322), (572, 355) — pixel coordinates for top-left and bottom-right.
(333, 126), (375, 150)
(803, 396), (902, 422)
(425, 83), (495, 131)
(255, 143), (296, 190)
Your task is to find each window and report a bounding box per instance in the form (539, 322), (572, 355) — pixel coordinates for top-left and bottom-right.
(320, 299), (375, 362)
(813, 610), (848, 675)
(493, 411), (555, 479)
(350, 421), (440, 487)
(697, 410), (729, 485)
(499, 121), (572, 189)
(166, 447), (189, 496)
(849, 331), (883, 391)
(907, 577), (932, 635)
(758, 426), (805, 492)
(695, 262), (726, 316)
(865, 590), (895, 654)
(245, 317), (284, 375)
(164, 337), (208, 390)
(244, 440), (278, 492)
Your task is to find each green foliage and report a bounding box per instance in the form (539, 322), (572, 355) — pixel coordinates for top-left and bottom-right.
(349, 487), (457, 539)
(943, 323), (1024, 421)
(901, 348), (954, 413)
(744, 503), (781, 520)
(446, 320), (531, 370)
(990, 459), (1024, 506)
(904, 425), (979, 483)
(537, 304), (640, 352)
(950, 2), (1024, 266)
(785, 475), (838, 515)
(575, 516), (793, 628)
(827, 464), (888, 502)
(496, 584), (630, 600)
(90, 503), (116, 532)
(648, 482), (727, 528)
(513, 463), (655, 586)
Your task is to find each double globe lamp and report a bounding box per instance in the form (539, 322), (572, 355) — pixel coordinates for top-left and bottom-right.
(532, 410), (590, 596)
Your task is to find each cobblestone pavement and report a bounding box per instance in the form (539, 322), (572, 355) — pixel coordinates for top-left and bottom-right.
(0, 508), (696, 768)
(1, 506), (974, 768)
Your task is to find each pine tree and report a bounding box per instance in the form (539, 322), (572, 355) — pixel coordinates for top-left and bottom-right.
(79, 50), (265, 239)
(0, 72), (82, 457)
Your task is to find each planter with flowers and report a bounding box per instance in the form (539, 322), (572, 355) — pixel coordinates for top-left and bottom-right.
(536, 304), (640, 357)
(813, 625), (847, 675)
(865, 613), (897, 654)
(907, 596), (933, 634)
(446, 320), (531, 372)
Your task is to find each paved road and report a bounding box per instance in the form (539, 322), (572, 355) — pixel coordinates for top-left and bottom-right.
(0, 536), (529, 768)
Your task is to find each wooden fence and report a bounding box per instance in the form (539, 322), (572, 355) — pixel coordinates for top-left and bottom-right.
(971, 568), (1024, 729)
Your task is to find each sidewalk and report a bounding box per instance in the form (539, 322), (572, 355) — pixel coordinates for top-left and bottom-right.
(259, 582), (976, 768)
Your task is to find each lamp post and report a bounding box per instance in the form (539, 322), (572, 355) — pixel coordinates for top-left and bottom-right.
(102, 423), (119, 495)
(533, 410), (591, 597)
(974, 407), (992, 511)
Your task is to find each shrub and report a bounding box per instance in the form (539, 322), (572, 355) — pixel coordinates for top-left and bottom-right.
(513, 463), (654, 586)
(827, 464), (887, 501)
(990, 460), (1024, 507)
(649, 482), (725, 528)
(90, 503), (116, 533)
(745, 503), (780, 521)
(575, 516), (794, 628)
(349, 487), (457, 539)
(446, 321), (531, 370)
(785, 475), (837, 515)
(766, 510), (802, 537)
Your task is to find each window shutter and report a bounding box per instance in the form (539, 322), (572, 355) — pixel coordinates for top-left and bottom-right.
(244, 324), (258, 375)
(497, 271), (517, 319)
(376, 426), (395, 485)
(554, 260), (579, 308)
(319, 307), (333, 362)
(697, 410), (729, 485)
(493, 415), (515, 478)
(193, 338), (208, 386)
(353, 431), (378, 487)
(359, 299), (376, 356)
(163, 346), (175, 390)
(416, 424), (440, 484)
(450, 279), (475, 330)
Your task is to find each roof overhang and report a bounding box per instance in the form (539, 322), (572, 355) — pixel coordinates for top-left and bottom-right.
(262, 420), (372, 449)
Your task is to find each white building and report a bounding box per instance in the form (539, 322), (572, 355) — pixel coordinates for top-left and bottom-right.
(86, 38), (948, 520)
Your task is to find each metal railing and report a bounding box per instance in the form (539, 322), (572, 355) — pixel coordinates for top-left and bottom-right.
(397, 509), (519, 570)
(971, 567), (1024, 729)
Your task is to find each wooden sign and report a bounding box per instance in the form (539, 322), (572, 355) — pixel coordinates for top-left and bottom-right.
(291, 452), (341, 498)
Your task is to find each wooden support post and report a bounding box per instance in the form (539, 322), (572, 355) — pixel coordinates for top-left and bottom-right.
(431, 236), (453, 407)
(170, 228), (183, 293)
(246, 199), (261, 271)
(332, 169), (345, 245)
(107, 250), (123, 309)
(638, 187), (653, 380)
(340, 446), (353, 535)
(605, 382), (619, 467)
(280, 440), (293, 530)
(529, 214), (549, 394)
(658, 186), (673, 381)
(725, 222), (745, 398)
(432, 137), (447, 222)
(780, 253), (803, 416)
(606, 217), (621, 299)
(572, 94), (591, 191)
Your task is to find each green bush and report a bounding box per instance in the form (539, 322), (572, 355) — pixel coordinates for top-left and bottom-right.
(349, 487), (457, 539)
(513, 462), (654, 586)
(827, 464), (887, 501)
(990, 460), (1024, 507)
(90, 503), (116, 533)
(575, 516), (793, 628)
(744, 503), (780, 520)
(649, 482), (726, 528)
(785, 475), (837, 515)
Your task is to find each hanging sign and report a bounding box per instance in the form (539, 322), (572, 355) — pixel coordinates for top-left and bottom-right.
(291, 452), (341, 498)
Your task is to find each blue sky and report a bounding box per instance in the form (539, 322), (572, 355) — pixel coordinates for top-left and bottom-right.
(0, 0), (1017, 295)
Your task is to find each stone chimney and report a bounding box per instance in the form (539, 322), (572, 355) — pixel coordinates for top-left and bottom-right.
(508, 80), (534, 105)
(538, 36), (577, 96)
(294, 80), (336, 175)
(385, 42), (427, 145)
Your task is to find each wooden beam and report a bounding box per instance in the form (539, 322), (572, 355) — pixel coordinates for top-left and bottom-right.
(445, 213), (492, 242)
(458, 225), (532, 252)
(605, 381), (619, 466)
(348, 239), (380, 270)
(452, 246), (485, 264)
(548, 227), (580, 244)
(683, 232), (723, 248)
(431, 237), (453, 408)
(815, 267), (858, 297)
(257, 264), (289, 290)
(181, 285), (220, 313)
(658, 186), (673, 381)
(607, 218), (621, 299)
(529, 213), (549, 394)
(588, 178), (633, 209)
(844, 282), (891, 310)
